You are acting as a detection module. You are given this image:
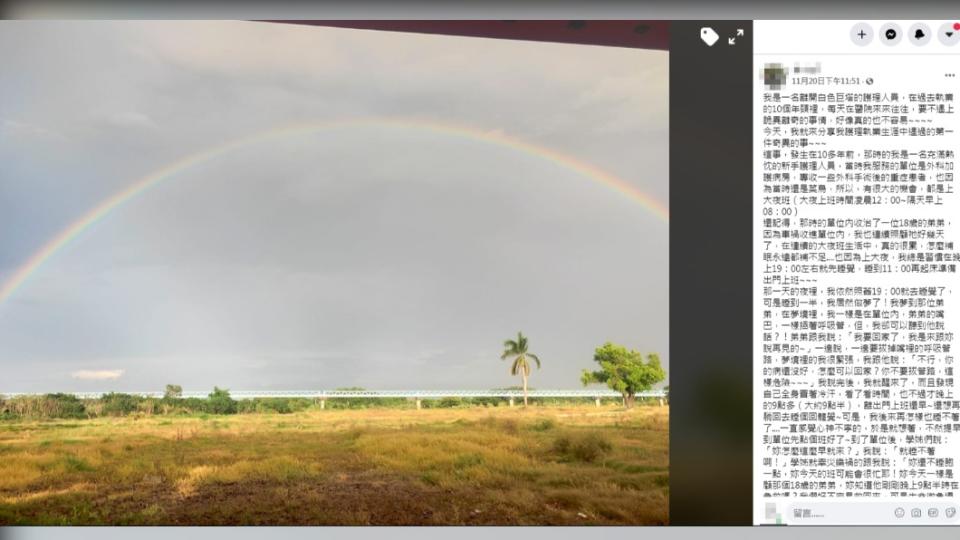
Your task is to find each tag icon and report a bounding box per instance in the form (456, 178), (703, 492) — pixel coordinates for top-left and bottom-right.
(700, 27), (719, 47)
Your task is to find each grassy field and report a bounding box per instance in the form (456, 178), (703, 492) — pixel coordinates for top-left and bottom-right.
(0, 405), (668, 525)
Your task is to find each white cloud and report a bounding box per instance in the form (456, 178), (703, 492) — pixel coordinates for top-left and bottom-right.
(71, 369), (124, 380)
(1, 117), (64, 139)
(106, 111), (156, 129)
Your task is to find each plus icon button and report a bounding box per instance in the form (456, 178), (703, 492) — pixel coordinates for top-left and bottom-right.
(850, 23), (874, 46)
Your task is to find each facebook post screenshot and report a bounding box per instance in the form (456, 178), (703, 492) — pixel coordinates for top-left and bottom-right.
(0, 3), (957, 539)
(753, 20), (959, 527)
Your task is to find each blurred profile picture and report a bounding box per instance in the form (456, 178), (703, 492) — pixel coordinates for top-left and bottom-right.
(762, 62), (788, 90)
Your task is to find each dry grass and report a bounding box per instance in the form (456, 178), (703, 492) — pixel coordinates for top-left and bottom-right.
(0, 405), (668, 525)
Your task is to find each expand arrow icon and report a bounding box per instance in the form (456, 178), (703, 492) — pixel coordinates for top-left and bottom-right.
(728, 37), (736, 45)
(737, 28), (744, 36)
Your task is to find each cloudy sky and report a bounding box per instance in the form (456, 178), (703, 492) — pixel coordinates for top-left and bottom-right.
(0, 21), (668, 392)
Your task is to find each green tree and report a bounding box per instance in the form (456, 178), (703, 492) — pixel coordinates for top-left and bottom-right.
(206, 387), (237, 415)
(500, 331), (541, 407)
(38, 393), (86, 419)
(581, 342), (665, 408)
(164, 384), (183, 399)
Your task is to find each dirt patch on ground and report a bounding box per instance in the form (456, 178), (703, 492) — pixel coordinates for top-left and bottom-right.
(172, 476), (459, 525)
(160, 473), (595, 525)
(0, 407), (669, 525)
(4, 473), (654, 525)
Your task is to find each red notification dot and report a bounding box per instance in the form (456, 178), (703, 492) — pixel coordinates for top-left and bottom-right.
(954, 23), (960, 31)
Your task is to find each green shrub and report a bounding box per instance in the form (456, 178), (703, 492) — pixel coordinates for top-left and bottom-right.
(259, 399), (291, 414)
(551, 432), (613, 463)
(205, 387), (237, 415)
(531, 418), (556, 431)
(0, 389), (641, 420)
(180, 397), (207, 413)
(235, 397), (322, 414)
(326, 397), (407, 409)
(138, 398), (160, 415)
(437, 397), (463, 408)
(164, 384), (183, 399)
(235, 400), (255, 414)
(471, 397), (508, 407)
(50, 393), (87, 419)
(63, 455), (95, 472)
(10, 394), (89, 419)
(99, 393), (141, 416)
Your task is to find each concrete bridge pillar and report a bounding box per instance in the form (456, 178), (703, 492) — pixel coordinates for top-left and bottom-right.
(416, 399), (422, 410)
(659, 398), (664, 407)
(509, 398), (515, 407)
(320, 399), (326, 410)
(595, 397), (601, 407)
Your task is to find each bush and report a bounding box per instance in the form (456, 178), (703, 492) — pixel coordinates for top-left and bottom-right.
(453, 453), (484, 470)
(0, 394), (86, 419)
(268, 401), (291, 414)
(256, 399), (292, 414)
(437, 397), (463, 408)
(184, 397), (207, 413)
(325, 397), (407, 409)
(531, 418), (556, 431)
(473, 397), (508, 407)
(236, 400), (257, 414)
(0, 389), (640, 420)
(236, 397), (316, 415)
(138, 398), (159, 415)
(38, 394), (87, 419)
(205, 387), (237, 415)
(99, 393), (141, 416)
(551, 432), (613, 463)
(164, 384), (183, 399)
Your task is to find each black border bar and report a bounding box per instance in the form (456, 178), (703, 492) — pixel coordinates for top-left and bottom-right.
(669, 20), (754, 526)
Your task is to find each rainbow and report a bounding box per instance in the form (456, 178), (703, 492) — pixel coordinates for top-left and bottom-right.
(0, 117), (668, 305)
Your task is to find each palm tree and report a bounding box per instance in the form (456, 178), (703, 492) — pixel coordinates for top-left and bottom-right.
(500, 331), (541, 406)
